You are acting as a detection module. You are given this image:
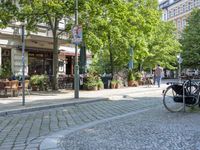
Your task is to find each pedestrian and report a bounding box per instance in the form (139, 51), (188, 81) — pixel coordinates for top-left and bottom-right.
(154, 64), (163, 87)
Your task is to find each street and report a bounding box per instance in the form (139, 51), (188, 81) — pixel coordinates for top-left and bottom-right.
(0, 83), (199, 150)
(0, 86), (162, 150)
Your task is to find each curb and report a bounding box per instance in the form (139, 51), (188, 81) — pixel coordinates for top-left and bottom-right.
(39, 108), (152, 150)
(0, 98), (108, 116)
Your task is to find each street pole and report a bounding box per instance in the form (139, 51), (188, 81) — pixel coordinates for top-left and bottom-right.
(177, 53), (182, 83)
(21, 24), (25, 105)
(178, 62), (181, 83)
(74, 0), (79, 98)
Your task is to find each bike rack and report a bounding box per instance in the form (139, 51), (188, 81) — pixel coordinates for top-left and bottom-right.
(182, 80), (190, 112)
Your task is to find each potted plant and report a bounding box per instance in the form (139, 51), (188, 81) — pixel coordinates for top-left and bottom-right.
(97, 78), (104, 90)
(83, 75), (98, 90)
(111, 80), (117, 89)
(30, 75), (40, 91)
(0, 62), (12, 79)
(30, 74), (48, 91)
(128, 70), (138, 87)
(115, 80), (122, 89)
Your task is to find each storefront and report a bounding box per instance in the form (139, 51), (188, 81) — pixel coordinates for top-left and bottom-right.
(28, 50), (53, 75)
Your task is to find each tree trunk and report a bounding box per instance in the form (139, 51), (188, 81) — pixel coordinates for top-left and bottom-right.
(52, 31), (58, 90)
(108, 34), (114, 78)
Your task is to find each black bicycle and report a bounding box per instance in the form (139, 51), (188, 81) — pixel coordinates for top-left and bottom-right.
(162, 79), (200, 112)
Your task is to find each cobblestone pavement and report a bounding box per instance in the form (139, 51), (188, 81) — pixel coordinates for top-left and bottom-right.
(59, 107), (200, 150)
(0, 89), (162, 150)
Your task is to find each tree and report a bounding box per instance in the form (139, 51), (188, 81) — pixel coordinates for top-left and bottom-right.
(143, 21), (181, 71)
(80, 0), (131, 77)
(16, 0), (75, 90)
(180, 9), (200, 69)
(80, 0), (180, 75)
(0, 0), (17, 28)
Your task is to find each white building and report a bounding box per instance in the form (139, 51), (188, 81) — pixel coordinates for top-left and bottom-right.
(0, 22), (90, 77)
(159, 0), (200, 33)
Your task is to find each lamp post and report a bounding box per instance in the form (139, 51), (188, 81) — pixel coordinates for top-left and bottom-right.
(21, 23), (26, 106)
(74, 0), (79, 98)
(177, 53), (182, 83)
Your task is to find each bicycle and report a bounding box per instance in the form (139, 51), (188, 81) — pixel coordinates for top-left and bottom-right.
(162, 79), (200, 112)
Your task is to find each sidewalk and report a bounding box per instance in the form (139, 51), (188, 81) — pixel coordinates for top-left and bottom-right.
(0, 79), (172, 115)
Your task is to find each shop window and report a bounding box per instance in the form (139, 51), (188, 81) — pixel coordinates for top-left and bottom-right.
(28, 51), (52, 75)
(35, 53), (44, 57)
(59, 61), (64, 72)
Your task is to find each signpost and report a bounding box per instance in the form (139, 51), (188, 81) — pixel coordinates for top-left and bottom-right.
(22, 24), (25, 106)
(73, 0), (81, 98)
(177, 53), (183, 83)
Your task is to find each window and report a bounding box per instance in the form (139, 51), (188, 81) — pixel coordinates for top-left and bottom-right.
(59, 61), (64, 72)
(177, 19), (181, 30)
(28, 51), (53, 75)
(178, 7), (180, 14)
(182, 18), (186, 28)
(197, 0), (200, 6)
(194, 0), (196, 7)
(164, 14), (167, 20)
(173, 9), (176, 16)
(188, 2), (191, 10)
(182, 4), (185, 12)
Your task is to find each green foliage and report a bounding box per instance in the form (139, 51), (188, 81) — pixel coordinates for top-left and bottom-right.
(0, 61), (12, 79)
(0, 0), (181, 80)
(80, 0), (180, 74)
(83, 69), (99, 88)
(128, 70), (135, 81)
(30, 74), (48, 88)
(83, 76), (98, 88)
(97, 78), (104, 89)
(180, 9), (200, 69)
(0, 1), (17, 28)
(15, 0), (75, 90)
(111, 79), (117, 84)
(134, 72), (142, 81)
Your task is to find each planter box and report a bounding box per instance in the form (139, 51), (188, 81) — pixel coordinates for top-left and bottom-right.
(128, 80), (138, 87)
(111, 83), (116, 89)
(87, 86), (98, 91)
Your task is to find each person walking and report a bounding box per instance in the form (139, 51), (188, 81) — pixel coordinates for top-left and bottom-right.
(154, 64), (163, 87)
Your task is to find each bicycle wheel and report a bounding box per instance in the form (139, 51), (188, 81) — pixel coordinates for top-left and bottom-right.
(163, 85), (184, 112)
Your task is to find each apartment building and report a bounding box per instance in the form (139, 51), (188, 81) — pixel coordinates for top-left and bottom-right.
(160, 0), (200, 75)
(0, 21), (88, 77)
(159, 0), (200, 33)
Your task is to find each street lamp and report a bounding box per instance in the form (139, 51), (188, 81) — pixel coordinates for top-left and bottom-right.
(74, 0), (79, 98)
(177, 53), (182, 83)
(15, 21), (26, 105)
(21, 22), (26, 106)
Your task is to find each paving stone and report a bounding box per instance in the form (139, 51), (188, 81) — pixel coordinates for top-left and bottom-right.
(0, 88), (164, 150)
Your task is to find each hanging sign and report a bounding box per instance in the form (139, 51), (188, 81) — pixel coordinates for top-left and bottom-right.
(72, 25), (82, 45)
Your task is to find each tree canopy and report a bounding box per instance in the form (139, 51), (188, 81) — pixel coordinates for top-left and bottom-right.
(180, 9), (200, 69)
(0, 0), (181, 80)
(80, 0), (180, 75)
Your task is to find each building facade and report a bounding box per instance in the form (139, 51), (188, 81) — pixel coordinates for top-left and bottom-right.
(159, 0), (200, 75)
(159, 0), (200, 34)
(0, 22), (90, 77)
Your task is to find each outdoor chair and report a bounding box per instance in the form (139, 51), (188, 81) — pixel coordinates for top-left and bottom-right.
(4, 80), (19, 97)
(18, 80), (30, 96)
(0, 81), (6, 95)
